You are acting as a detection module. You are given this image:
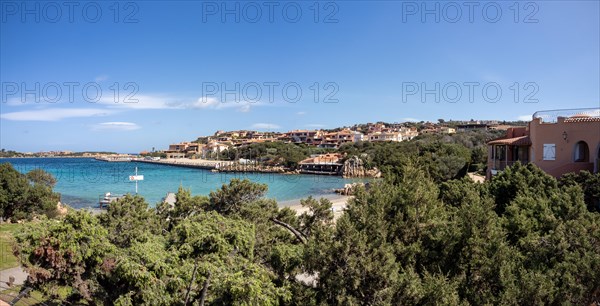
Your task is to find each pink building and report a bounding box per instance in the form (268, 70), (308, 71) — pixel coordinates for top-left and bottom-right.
(487, 108), (600, 179)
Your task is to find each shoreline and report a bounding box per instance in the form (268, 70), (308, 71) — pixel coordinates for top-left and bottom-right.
(77, 193), (353, 216)
(4, 157), (358, 215)
(280, 194), (354, 219)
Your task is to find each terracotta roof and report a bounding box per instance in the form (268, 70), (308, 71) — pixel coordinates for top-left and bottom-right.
(299, 153), (343, 164)
(487, 135), (531, 146)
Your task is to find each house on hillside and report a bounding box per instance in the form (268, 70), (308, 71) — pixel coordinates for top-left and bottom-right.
(367, 131), (402, 142)
(487, 108), (600, 179)
(457, 122), (491, 132)
(321, 129), (363, 148)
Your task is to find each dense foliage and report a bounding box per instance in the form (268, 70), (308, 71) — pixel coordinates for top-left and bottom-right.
(15, 179), (316, 304)
(559, 170), (600, 212)
(0, 163), (60, 221)
(303, 162), (600, 305)
(338, 130), (501, 182)
(11, 162), (600, 305)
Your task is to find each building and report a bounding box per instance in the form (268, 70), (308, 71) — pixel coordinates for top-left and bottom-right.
(420, 128), (438, 135)
(400, 127), (419, 140)
(487, 108), (600, 179)
(298, 153), (344, 175)
(321, 129), (363, 147)
(439, 127), (456, 134)
(457, 122), (491, 132)
(285, 130), (322, 145)
(165, 142), (192, 159)
(420, 126), (455, 135)
(165, 151), (186, 159)
(202, 141), (229, 158)
(367, 131), (402, 142)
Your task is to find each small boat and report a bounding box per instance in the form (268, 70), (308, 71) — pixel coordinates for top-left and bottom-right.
(98, 192), (124, 209)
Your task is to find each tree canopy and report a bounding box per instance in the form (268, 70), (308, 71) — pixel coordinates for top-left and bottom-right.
(9, 161), (600, 305)
(0, 163), (60, 221)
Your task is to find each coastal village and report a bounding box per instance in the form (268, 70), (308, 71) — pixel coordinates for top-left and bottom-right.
(152, 120), (508, 160)
(4, 110), (598, 182)
(131, 120), (513, 178)
(125, 108), (600, 183)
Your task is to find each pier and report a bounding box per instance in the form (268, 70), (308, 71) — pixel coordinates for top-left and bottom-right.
(95, 156), (134, 162)
(134, 158), (234, 170)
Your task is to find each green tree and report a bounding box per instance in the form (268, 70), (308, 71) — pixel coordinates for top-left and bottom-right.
(26, 168), (57, 188)
(298, 196), (334, 237)
(156, 186), (209, 230)
(0, 163), (59, 221)
(98, 194), (162, 248)
(168, 212), (291, 305)
(15, 211), (116, 303)
(209, 179), (268, 214)
(488, 162), (558, 214)
(559, 170), (600, 212)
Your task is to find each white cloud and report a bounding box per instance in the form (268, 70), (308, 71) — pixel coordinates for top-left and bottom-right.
(99, 94), (182, 109)
(189, 97), (221, 109)
(101, 95), (255, 113)
(238, 104), (251, 112)
(517, 115), (531, 121)
(0, 108), (113, 121)
(95, 75), (109, 82)
(250, 123), (280, 130)
(4, 91), (266, 113)
(92, 122), (140, 131)
(297, 111), (306, 115)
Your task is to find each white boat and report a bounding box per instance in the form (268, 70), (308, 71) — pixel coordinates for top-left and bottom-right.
(98, 192), (124, 208)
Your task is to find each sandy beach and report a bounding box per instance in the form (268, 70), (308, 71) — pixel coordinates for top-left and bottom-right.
(281, 194), (354, 219)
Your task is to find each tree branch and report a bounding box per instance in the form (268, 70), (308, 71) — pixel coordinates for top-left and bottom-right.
(270, 218), (307, 244)
(199, 271), (211, 306)
(184, 259), (199, 305)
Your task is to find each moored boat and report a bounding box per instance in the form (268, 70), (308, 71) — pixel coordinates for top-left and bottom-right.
(98, 192), (124, 208)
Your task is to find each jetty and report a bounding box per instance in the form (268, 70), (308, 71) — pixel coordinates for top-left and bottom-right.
(135, 158), (234, 170)
(95, 155), (135, 162)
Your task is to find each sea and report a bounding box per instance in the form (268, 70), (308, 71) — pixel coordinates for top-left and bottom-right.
(1, 158), (364, 209)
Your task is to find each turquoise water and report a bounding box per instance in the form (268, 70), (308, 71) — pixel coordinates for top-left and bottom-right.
(2, 158), (362, 209)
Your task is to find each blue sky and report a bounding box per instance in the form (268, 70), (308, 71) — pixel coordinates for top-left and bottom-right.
(1, 1), (599, 153)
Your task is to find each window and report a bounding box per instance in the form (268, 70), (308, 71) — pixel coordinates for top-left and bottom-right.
(574, 141), (589, 162)
(513, 146), (529, 163)
(543, 144), (556, 161)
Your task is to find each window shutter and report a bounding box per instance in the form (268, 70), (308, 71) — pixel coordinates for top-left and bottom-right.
(543, 144), (556, 161)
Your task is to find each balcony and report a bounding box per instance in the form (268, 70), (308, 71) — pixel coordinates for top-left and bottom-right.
(532, 108), (600, 123)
